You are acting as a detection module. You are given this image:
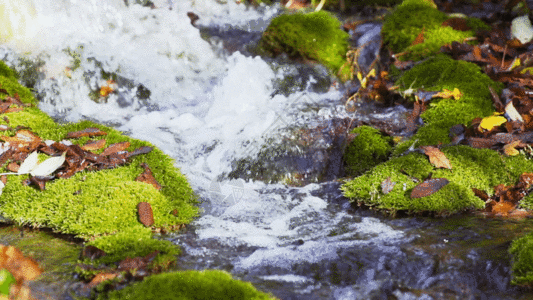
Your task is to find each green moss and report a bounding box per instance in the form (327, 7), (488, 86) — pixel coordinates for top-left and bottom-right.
(344, 125), (393, 177)
(392, 54), (503, 154)
(0, 226), (80, 285)
(99, 270), (276, 300)
(341, 145), (533, 214)
(0, 61), (18, 80)
(510, 232), (533, 286)
(84, 227), (178, 266)
(0, 63), (198, 265)
(381, 0), (488, 60)
(259, 11), (349, 75)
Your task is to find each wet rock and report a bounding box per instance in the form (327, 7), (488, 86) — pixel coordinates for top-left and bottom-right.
(226, 117), (355, 186)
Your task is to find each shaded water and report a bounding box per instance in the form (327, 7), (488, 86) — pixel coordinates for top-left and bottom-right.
(1, 1), (533, 299)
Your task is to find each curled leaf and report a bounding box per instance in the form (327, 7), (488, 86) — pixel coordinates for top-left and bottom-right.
(18, 151), (38, 174)
(30, 152), (66, 177)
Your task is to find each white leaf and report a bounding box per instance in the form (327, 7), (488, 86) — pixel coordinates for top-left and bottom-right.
(505, 101), (524, 123)
(18, 151), (39, 174)
(0, 181), (4, 196)
(30, 152), (66, 177)
(511, 15), (533, 44)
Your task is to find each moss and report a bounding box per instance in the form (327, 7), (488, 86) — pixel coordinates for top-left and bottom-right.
(509, 232), (533, 286)
(0, 61), (18, 80)
(341, 145), (533, 214)
(381, 0), (489, 60)
(0, 226), (80, 285)
(84, 227), (178, 266)
(0, 63), (198, 265)
(259, 11), (349, 76)
(392, 54), (503, 154)
(344, 125), (393, 177)
(99, 270), (276, 300)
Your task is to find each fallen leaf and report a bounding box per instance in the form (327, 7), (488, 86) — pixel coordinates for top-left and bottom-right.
(492, 201), (516, 215)
(381, 177), (395, 194)
(136, 163), (161, 190)
(433, 88), (462, 100)
(66, 128), (107, 139)
(101, 141), (130, 156)
(82, 245), (106, 260)
(137, 202), (154, 227)
(511, 15), (533, 44)
(504, 140), (521, 156)
(81, 139), (106, 151)
(30, 152), (66, 177)
(411, 178), (449, 198)
(420, 146), (452, 169)
(17, 151), (38, 174)
(479, 114), (507, 132)
(505, 101), (524, 123)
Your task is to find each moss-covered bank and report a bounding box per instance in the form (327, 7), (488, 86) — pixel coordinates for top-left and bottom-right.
(98, 270), (276, 300)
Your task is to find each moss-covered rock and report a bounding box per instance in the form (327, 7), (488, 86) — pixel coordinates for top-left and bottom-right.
(259, 11), (349, 76)
(342, 145), (533, 215)
(381, 0), (489, 60)
(509, 232), (533, 286)
(393, 54), (503, 154)
(0, 60), (198, 265)
(344, 125), (393, 177)
(98, 270), (276, 300)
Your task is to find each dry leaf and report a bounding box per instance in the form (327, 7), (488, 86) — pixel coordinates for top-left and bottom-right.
(81, 139), (106, 151)
(411, 178), (449, 198)
(381, 177), (395, 194)
(30, 152), (66, 177)
(101, 142), (130, 156)
(433, 88), (462, 100)
(504, 140), (521, 156)
(420, 146), (452, 169)
(137, 202), (154, 227)
(66, 128), (107, 139)
(17, 151), (38, 174)
(505, 101), (524, 123)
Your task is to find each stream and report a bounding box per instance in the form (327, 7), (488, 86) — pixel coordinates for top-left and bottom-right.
(2, 0), (533, 299)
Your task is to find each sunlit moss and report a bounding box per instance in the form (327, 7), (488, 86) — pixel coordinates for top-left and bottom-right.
(0, 61), (198, 264)
(99, 270), (276, 300)
(392, 54), (503, 155)
(259, 10), (349, 76)
(381, 0), (489, 60)
(509, 232), (533, 286)
(341, 145), (533, 215)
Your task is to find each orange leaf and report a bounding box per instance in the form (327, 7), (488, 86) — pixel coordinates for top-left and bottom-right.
(420, 146), (452, 169)
(411, 29), (425, 46)
(81, 139), (106, 151)
(491, 201), (515, 215)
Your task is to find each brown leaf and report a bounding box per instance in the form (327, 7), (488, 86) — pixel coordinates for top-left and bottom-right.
(66, 128), (107, 139)
(81, 139), (106, 151)
(82, 245), (107, 260)
(381, 177), (395, 194)
(137, 202), (154, 227)
(411, 178), (449, 198)
(472, 188), (489, 201)
(411, 29), (425, 46)
(492, 201), (516, 216)
(0, 244), (42, 282)
(86, 273), (118, 289)
(441, 17), (470, 31)
(101, 141), (130, 156)
(136, 163), (161, 190)
(420, 146), (452, 169)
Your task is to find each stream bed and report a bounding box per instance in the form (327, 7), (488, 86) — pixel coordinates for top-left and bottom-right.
(2, 1), (533, 299)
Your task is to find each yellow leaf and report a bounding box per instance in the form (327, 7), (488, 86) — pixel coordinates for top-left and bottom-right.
(433, 88), (462, 100)
(367, 68), (377, 78)
(479, 114), (507, 132)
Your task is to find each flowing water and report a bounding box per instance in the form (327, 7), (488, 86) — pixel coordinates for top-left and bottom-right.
(2, 1), (533, 299)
